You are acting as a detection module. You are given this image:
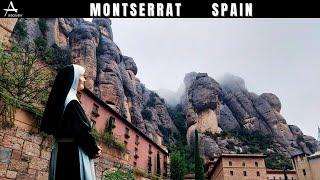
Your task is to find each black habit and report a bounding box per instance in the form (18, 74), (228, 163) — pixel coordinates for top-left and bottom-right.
(40, 65), (99, 180)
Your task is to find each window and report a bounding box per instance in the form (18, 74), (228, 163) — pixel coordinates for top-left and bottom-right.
(243, 171), (247, 176)
(279, 177), (281, 180)
(133, 162), (137, 166)
(303, 169), (306, 176)
(148, 144), (153, 154)
(273, 177), (275, 180)
(91, 103), (100, 117)
(255, 161), (258, 167)
(230, 171), (233, 176)
(125, 127), (130, 138)
(256, 171), (260, 176)
(135, 135), (140, 145)
(105, 116), (116, 134)
(242, 162), (245, 166)
(229, 161), (232, 166)
(148, 156), (152, 173)
(134, 147), (139, 159)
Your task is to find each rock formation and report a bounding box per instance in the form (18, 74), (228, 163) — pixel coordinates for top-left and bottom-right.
(182, 72), (319, 160)
(9, 18), (179, 143)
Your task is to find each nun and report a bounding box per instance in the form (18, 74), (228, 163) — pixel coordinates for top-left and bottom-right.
(40, 64), (101, 180)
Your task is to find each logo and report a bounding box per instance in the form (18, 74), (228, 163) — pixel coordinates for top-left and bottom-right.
(3, 1), (23, 17)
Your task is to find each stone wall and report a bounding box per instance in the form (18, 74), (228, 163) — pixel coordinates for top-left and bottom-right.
(0, 107), (136, 180)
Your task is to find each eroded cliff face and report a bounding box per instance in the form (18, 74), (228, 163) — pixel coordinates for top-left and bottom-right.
(183, 72), (319, 160)
(10, 18), (178, 143)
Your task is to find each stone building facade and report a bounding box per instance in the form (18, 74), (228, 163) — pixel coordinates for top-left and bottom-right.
(0, 87), (169, 180)
(266, 169), (297, 180)
(291, 152), (320, 180)
(79, 88), (169, 177)
(208, 154), (267, 180)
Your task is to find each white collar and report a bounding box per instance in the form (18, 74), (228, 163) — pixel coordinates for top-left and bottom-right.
(64, 64), (80, 112)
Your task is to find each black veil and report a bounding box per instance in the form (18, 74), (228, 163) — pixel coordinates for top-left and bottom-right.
(40, 65), (74, 136)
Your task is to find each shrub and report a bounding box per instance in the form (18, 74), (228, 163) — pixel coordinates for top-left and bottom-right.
(38, 18), (48, 35)
(103, 167), (134, 180)
(265, 152), (293, 170)
(34, 37), (47, 53)
(141, 109), (153, 122)
(91, 128), (126, 153)
(12, 20), (27, 41)
(170, 151), (187, 180)
(146, 92), (160, 107)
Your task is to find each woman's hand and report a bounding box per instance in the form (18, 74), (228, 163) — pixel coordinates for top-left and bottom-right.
(94, 145), (102, 158)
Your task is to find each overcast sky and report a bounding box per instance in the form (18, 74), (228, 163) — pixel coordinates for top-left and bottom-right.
(89, 18), (320, 138)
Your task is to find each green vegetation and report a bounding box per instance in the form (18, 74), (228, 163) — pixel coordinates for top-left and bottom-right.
(38, 18), (48, 35)
(103, 167), (134, 180)
(141, 109), (152, 122)
(158, 124), (171, 145)
(146, 92), (164, 107)
(167, 104), (187, 139)
(170, 151), (187, 180)
(204, 128), (293, 170)
(265, 152), (293, 170)
(34, 37), (70, 70)
(0, 41), (54, 128)
(0, 42), (52, 105)
(34, 37), (48, 54)
(194, 130), (205, 180)
(12, 20), (27, 42)
(167, 104), (195, 179)
(133, 167), (161, 180)
(105, 117), (116, 134)
(91, 128), (126, 153)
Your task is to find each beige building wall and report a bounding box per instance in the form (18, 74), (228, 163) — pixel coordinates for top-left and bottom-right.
(209, 154), (267, 180)
(292, 154), (313, 180)
(210, 159), (224, 180)
(266, 170), (297, 180)
(308, 152), (320, 180)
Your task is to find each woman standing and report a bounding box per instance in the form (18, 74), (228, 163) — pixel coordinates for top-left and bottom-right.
(40, 64), (101, 180)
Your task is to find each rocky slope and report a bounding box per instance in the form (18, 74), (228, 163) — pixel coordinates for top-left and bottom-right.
(10, 18), (178, 143)
(183, 72), (319, 160)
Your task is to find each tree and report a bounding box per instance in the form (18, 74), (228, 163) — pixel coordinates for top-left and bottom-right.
(0, 42), (53, 106)
(194, 130), (205, 180)
(170, 151), (187, 180)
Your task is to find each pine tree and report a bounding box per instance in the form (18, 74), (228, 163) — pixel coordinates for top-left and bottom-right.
(194, 130), (205, 180)
(170, 151), (186, 180)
